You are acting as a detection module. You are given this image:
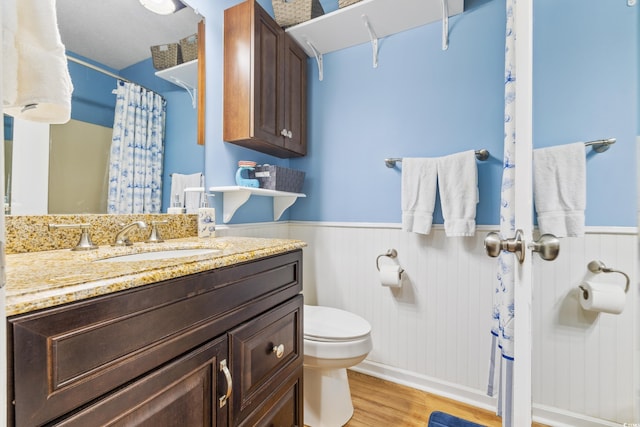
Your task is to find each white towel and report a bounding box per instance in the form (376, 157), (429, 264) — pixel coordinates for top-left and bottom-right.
(401, 158), (438, 234)
(3, 0), (73, 124)
(2, 0), (18, 107)
(170, 173), (204, 214)
(533, 142), (585, 237)
(437, 150), (479, 237)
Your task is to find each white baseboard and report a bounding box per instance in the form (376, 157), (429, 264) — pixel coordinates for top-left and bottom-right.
(352, 360), (625, 427)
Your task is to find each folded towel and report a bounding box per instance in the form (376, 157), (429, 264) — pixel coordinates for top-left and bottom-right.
(533, 142), (586, 237)
(3, 0), (73, 124)
(437, 150), (478, 237)
(2, 0), (18, 107)
(401, 158), (438, 234)
(170, 173), (203, 214)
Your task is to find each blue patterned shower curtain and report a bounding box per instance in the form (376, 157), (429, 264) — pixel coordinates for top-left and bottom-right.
(107, 81), (166, 214)
(488, 0), (516, 425)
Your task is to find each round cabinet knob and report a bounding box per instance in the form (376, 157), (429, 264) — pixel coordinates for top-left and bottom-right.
(272, 344), (285, 359)
(528, 234), (560, 261)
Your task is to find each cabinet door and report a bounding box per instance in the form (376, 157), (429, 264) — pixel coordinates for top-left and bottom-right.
(253, 3), (285, 148)
(282, 36), (307, 156)
(238, 369), (302, 427)
(229, 295), (303, 426)
(52, 337), (229, 427)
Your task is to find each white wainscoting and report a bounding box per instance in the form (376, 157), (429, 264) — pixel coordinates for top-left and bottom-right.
(224, 221), (639, 426)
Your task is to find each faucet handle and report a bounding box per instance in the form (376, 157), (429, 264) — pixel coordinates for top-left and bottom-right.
(146, 220), (168, 243)
(49, 223), (98, 251)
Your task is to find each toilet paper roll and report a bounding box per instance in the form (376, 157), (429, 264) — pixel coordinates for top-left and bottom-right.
(379, 264), (403, 288)
(579, 281), (626, 314)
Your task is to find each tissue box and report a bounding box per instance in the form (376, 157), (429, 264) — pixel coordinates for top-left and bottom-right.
(253, 165), (305, 193)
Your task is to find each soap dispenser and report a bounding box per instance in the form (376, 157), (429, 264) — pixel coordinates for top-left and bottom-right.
(198, 193), (216, 238)
(167, 194), (186, 214)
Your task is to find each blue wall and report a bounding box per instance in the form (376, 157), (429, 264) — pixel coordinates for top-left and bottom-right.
(187, 0), (637, 227)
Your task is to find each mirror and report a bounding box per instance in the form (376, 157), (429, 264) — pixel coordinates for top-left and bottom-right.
(4, 0), (203, 215)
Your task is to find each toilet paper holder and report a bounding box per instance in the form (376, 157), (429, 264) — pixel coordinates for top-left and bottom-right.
(376, 249), (404, 273)
(578, 260), (630, 298)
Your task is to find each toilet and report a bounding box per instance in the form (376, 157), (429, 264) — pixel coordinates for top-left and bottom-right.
(303, 304), (373, 427)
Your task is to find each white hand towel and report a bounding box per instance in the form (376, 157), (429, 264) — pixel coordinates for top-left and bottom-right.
(533, 142), (585, 237)
(3, 0), (73, 124)
(401, 158), (438, 234)
(170, 173), (204, 214)
(437, 150), (478, 237)
(2, 0), (18, 107)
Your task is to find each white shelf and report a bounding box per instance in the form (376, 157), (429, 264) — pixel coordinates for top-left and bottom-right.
(286, 0), (463, 78)
(155, 59), (198, 107)
(209, 186), (306, 223)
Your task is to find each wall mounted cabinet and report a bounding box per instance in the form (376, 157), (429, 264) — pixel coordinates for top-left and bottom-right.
(223, 0), (307, 158)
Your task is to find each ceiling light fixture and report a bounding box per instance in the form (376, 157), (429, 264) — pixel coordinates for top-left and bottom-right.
(139, 0), (186, 15)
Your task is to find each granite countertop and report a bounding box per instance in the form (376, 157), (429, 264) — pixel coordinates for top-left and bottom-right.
(6, 236), (306, 317)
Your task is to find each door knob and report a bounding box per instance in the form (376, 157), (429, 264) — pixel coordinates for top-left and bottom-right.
(484, 229), (525, 264)
(527, 234), (560, 261)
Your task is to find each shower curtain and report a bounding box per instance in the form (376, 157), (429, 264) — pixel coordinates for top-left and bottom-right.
(107, 80), (165, 214)
(488, 0), (516, 425)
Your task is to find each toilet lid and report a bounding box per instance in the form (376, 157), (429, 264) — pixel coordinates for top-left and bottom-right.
(304, 305), (371, 342)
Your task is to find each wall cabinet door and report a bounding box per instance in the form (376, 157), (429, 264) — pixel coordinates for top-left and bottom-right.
(282, 36), (307, 155)
(223, 0), (307, 158)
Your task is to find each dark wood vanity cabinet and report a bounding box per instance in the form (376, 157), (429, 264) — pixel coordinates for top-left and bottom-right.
(223, 0), (307, 158)
(7, 250), (303, 427)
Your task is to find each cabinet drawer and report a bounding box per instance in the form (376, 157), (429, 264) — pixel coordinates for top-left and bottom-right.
(52, 336), (228, 427)
(229, 295), (302, 425)
(9, 250), (302, 427)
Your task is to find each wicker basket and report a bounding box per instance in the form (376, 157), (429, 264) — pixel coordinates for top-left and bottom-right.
(272, 0), (324, 28)
(338, 0), (361, 7)
(180, 34), (198, 63)
(251, 165), (305, 193)
(150, 43), (181, 70)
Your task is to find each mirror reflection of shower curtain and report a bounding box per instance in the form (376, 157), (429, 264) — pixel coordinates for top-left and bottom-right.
(107, 80), (165, 214)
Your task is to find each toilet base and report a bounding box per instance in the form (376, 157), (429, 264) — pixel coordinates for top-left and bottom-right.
(304, 366), (354, 427)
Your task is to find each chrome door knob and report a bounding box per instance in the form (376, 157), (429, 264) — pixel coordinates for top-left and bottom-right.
(484, 230), (525, 264)
(528, 234), (560, 261)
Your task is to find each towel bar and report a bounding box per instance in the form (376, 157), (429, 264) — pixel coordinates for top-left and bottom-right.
(585, 138), (616, 153)
(385, 149), (489, 168)
(385, 137), (616, 168)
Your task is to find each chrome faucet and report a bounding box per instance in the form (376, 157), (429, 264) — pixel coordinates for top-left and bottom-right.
(112, 221), (147, 246)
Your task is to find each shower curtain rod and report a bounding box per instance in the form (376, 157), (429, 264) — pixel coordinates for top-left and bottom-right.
(66, 55), (160, 95)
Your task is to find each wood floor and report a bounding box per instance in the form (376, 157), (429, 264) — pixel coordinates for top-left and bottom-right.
(345, 370), (548, 427)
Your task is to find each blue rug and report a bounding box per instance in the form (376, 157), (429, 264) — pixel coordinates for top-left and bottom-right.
(427, 411), (487, 427)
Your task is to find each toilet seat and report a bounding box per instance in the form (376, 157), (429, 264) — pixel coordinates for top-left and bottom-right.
(304, 305), (371, 342)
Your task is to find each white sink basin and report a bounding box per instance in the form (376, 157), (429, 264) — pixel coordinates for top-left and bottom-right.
(97, 248), (221, 263)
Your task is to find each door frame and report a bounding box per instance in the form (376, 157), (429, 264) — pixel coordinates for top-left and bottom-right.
(512, 0), (534, 425)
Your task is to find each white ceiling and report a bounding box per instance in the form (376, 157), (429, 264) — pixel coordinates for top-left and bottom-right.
(56, 0), (203, 70)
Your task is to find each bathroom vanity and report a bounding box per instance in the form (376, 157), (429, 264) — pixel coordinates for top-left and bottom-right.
(5, 235), (304, 426)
